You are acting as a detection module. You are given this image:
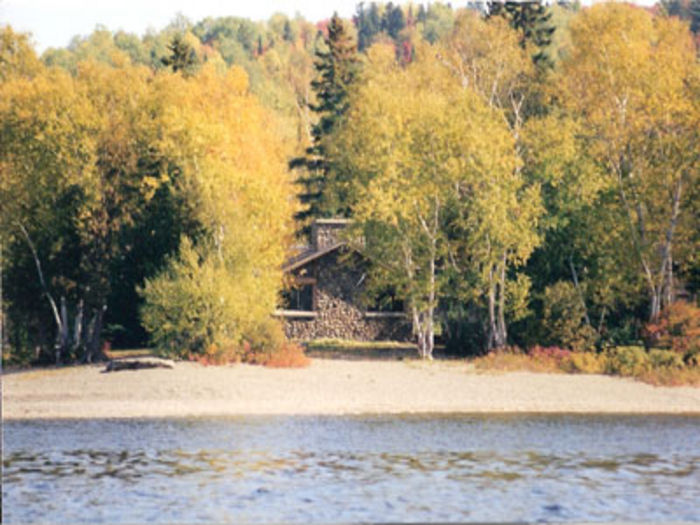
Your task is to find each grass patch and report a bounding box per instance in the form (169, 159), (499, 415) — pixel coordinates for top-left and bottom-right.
(304, 338), (417, 360)
(306, 338), (415, 351)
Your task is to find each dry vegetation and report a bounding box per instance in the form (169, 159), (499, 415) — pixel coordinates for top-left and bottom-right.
(473, 346), (700, 387)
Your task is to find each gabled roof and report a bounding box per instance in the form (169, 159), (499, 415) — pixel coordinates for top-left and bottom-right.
(282, 242), (346, 272)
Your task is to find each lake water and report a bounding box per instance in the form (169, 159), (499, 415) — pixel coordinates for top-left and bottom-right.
(3, 415), (699, 523)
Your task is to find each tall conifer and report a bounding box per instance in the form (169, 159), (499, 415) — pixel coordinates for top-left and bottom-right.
(488, 1), (555, 69)
(290, 14), (359, 231)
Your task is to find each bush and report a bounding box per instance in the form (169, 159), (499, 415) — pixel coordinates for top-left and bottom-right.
(474, 346), (566, 374)
(644, 301), (700, 354)
(191, 340), (243, 366)
(568, 352), (607, 374)
(259, 342), (311, 368)
(541, 281), (598, 351)
(140, 239), (239, 359)
(684, 348), (700, 367)
(529, 345), (572, 362)
(140, 237), (285, 362)
(648, 348), (685, 369)
(605, 346), (651, 376)
(472, 343), (699, 386)
(245, 317), (286, 355)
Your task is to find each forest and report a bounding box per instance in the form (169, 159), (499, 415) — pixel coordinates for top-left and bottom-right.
(1, 1), (698, 369)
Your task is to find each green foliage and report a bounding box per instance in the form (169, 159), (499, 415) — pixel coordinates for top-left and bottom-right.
(421, 3), (455, 44)
(648, 349), (685, 370)
(161, 34), (199, 75)
(291, 14), (361, 229)
(245, 317), (287, 355)
(542, 281), (597, 351)
(660, 0), (700, 34)
(2, 4), (698, 367)
(488, 1), (556, 69)
(139, 238), (231, 358)
(568, 352), (607, 374)
(605, 346), (651, 377)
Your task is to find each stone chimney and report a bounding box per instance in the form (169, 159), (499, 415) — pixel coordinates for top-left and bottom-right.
(311, 218), (351, 251)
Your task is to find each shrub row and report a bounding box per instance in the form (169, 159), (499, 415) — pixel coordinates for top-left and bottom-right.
(473, 345), (700, 386)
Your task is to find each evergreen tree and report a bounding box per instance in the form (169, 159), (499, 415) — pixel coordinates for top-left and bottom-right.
(160, 34), (198, 75)
(661, 0), (700, 34)
(382, 3), (407, 40)
(283, 20), (294, 42)
(355, 2), (382, 51)
(290, 14), (360, 230)
(417, 4), (428, 24)
(488, 1), (556, 69)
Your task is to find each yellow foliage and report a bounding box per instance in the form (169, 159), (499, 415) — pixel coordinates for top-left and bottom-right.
(140, 63), (295, 355)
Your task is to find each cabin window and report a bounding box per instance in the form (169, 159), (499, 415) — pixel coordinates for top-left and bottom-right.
(281, 281), (314, 311)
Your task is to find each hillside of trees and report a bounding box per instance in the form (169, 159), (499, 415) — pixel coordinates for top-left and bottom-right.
(1, 1), (698, 364)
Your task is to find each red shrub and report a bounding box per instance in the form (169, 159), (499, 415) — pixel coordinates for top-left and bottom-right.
(644, 301), (700, 353)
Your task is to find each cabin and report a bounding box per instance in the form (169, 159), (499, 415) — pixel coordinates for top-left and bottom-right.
(275, 219), (411, 341)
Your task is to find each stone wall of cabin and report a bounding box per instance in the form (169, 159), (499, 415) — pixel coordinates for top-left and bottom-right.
(281, 250), (411, 342)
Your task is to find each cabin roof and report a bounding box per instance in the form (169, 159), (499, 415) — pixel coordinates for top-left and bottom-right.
(282, 241), (346, 272)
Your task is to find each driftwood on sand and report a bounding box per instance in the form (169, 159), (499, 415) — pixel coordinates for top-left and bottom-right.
(103, 357), (174, 373)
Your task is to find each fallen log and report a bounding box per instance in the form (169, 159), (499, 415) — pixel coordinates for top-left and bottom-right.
(103, 357), (174, 373)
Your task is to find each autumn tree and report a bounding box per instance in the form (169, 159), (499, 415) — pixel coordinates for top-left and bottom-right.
(439, 10), (534, 140)
(140, 65), (294, 357)
(0, 62), (94, 363)
(332, 45), (540, 357)
(559, 3), (699, 321)
(0, 26), (43, 81)
(0, 56), (204, 363)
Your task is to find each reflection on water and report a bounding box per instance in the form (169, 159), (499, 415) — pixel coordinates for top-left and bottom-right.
(3, 415), (699, 523)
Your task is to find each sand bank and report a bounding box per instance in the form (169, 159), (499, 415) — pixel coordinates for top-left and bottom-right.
(3, 358), (699, 419)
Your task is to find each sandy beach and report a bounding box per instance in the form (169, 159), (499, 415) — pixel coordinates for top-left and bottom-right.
(3, 358), (700, 419)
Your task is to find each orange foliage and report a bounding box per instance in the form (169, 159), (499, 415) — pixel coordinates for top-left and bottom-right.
(260, 343), (311, 368)
(187, 340), (311, 368)
(644, 301), (700, 353)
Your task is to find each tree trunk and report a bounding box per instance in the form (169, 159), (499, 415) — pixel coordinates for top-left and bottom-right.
(412, 305), (425, 359)
(425, 231), (436, 360)
(487, 265), (497, 351)
(16, 221), (66, 360)
(73, 298), (84, 357)
(495, 252), (508, 348)
(569, 257), (592, 327)
(84, 305), (107, 363)
(57, 296), (69, 364)
(656, 177), (683, 318)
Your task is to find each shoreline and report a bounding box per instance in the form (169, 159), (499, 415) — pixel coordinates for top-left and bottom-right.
(3, 358), (700, 420)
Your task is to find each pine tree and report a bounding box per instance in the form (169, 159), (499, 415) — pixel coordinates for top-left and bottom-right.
(488, 1), (555, 69)
(355, 2), (382, 51)
(661, 0), (700, 34)
(382, 3), (407, 40)
(417, 4), (428, 24)
(161, 34), (198, 75)
(290, 14), (360, 231)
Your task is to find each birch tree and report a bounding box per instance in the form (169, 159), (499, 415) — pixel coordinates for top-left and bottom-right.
(333, 44), (539, 356)
(560, 4), (699, 321)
